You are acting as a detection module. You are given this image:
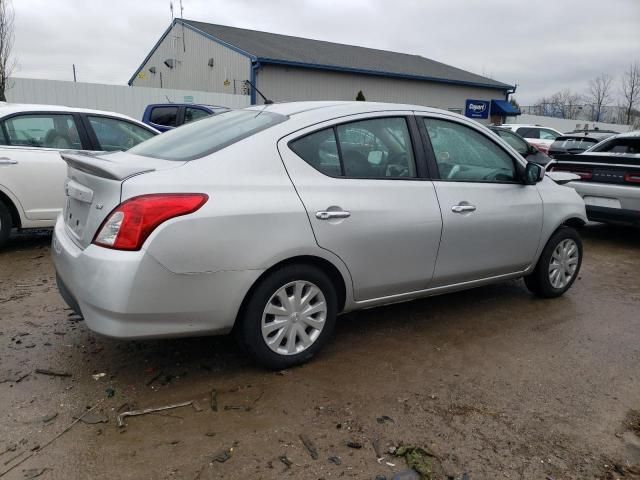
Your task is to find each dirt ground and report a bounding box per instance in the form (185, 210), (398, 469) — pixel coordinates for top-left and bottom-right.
(1, 224), (639, 480)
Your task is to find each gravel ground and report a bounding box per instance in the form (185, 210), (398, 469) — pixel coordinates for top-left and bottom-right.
(0, 224), (639, 480)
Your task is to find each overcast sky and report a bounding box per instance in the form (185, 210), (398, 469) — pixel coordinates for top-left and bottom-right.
(11, 0), (640, 105)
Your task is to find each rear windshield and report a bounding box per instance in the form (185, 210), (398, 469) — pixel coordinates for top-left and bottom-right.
(552, 137), (598, 150)
(129, 109), (287, 161)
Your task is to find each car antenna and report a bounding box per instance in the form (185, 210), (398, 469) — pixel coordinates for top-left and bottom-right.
(245, 79), (273, 105)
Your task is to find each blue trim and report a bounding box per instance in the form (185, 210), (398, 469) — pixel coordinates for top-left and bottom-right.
(128, 20), (178, 85)
(255, 57), (514, 91)
(250, 62), (260, 105)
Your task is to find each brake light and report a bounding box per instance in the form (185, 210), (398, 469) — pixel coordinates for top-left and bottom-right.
(549, 165), (592, 180)
(624, 172), (640, 184)
(93, 193), (208, 250)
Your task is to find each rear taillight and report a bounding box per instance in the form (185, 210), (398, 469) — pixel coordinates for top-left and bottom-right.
(549, 165), (593, 180)
(93, 193), (208, 251)
(624, 172), (640, 184)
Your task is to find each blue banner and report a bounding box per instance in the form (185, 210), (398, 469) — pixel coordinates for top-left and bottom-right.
(465, 99), (490, 119)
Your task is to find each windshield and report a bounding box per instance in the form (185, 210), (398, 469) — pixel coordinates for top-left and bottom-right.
(587, 136), (640, 153)
(129, 109), (287, 161)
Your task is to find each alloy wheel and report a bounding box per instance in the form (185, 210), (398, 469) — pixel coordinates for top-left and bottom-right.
(548, 238), (579, 289)
(261, 280), (327, 356)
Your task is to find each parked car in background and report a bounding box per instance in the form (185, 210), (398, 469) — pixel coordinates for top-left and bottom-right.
(0, 104), (158, 247)
(501, 124), (563, 155)
(142, 103), (229, 132)
(548, 131), (616, 158)
(489, 126), (552, 165)
(549, 142), (640, 225)
(585, 130), (640, 154)
(52, 101), (587, 369)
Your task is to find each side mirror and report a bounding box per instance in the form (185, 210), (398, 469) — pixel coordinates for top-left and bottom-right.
(523, 162), (544, 185)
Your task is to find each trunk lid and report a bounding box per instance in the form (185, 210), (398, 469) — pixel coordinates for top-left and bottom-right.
(61, 151), (185, 249)
(551, 153), (640, 186)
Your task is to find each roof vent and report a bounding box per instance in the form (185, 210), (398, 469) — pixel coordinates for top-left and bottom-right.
(164, 59), (175, 69)
(149, 66), (156, 74)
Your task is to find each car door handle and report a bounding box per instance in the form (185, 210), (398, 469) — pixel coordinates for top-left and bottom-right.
(0, 157), (17, 165)
(451, 204), (476, 213)
(316, 210), (351, 220)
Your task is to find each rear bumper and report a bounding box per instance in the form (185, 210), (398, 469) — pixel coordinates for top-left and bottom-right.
(51, 216), (263, 339)
(567, 181), (640, 224)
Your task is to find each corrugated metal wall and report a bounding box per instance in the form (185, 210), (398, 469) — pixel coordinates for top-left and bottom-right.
(257, 65), (507, 119)
(130, 23), (250, 95)
(6, 77), (250, 120)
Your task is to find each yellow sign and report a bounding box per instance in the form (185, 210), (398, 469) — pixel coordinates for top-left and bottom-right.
(137, 72), (146, 80)
(223, 79), (230, 86)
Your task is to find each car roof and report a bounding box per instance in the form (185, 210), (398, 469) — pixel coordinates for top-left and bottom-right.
(146, 103), (229, 109)
(606, 130), (640, 139)
(0, 102), (142, 122)
(245, 100), (472, 121)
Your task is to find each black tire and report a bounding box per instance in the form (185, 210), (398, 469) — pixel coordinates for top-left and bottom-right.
(0, 200), (12, 249)
(524, 226), (582, 298)
(237, 264), (338, 370)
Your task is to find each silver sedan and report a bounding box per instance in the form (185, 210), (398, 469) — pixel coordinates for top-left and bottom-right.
(52, 102), (587, 369)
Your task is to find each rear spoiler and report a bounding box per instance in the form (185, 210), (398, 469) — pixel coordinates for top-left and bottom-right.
(61, 152), (156, 181)
(553, 152), (640, 167)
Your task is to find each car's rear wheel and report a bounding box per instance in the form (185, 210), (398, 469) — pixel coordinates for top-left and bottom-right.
(524, 226), (582, 298)
(237, 264), (337, 370)
(0, 201), (12, 248)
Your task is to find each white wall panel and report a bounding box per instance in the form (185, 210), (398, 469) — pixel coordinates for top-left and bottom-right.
(6, 77), (250, 120)
(130, 23), (251, 95)
(257, 65), (507, 121)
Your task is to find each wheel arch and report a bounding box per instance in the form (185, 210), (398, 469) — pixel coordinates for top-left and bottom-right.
(0, 188), (22, 229)
(235, 255), (349, 330)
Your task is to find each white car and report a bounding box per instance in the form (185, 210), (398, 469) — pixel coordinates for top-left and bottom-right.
(501, 124), (563, 155)
(0, 104), (158, 247)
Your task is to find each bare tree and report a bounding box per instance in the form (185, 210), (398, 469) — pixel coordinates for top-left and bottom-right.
(0, 0), (15, 102)
(621, 62), (640, 125)
(534, 89), (582, 119)
(586, 74), (613, 121)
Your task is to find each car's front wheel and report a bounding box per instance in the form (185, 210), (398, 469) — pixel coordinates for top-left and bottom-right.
(237, 264), (338, 369)
(524, 226), (582, 298)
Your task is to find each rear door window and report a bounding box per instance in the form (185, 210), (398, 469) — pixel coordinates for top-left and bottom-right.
(289, 117), (417, 179)
(88, 116), (155, 151)
(2, 114), (82, 149)
(539, 128), (559, 140)
(184, 107), (211, 124)
(150, 106), (178, 127)
(516, 127), (540, 139)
